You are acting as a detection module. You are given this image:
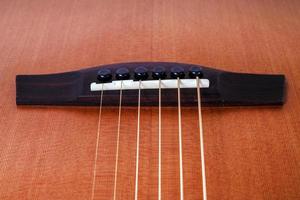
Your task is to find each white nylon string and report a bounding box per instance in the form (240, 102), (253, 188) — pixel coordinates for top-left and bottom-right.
(91, 77), (206, 200)
(134, 81), (142, 200)
(177, 78), (184, 200)
(196, 77), (207, 200)
(158, 79), (162, 200)
(113, 81), (123, 200)
(91, 84), (104, 200)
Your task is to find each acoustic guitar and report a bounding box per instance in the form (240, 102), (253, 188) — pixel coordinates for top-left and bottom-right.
(1, 1), (299, 200)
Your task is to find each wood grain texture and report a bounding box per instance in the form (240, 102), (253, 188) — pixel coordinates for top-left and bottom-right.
(0, 0), (299, 199)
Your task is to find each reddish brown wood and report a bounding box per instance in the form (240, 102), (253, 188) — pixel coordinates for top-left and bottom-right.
(0, 0), (299, 200)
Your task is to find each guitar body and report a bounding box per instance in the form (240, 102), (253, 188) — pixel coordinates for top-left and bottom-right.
(0, 0), (299, 200)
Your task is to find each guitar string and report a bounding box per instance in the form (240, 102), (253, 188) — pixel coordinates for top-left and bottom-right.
(91, 84), (104, 200)
(158, 79), (162, 200)
(134, 80), (142, 200)
(196, 77), (207, 200)
(177, 78), (184, 200)
(113, 81), (123, 200)
(90, 78), (204, 200)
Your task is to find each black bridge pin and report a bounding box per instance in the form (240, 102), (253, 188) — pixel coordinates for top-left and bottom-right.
(189, 66), (203, 78)
(134, 66), (149, 80)
(152, 66), (167, 79)
(170, 66), (185, 79)
(97, 68), (112, 82)
(116, 67), (130, 80)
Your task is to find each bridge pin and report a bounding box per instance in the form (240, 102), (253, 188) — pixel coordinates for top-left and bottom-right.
(116, 67), (130, 80)
(97, 68), (112, 82)
(189, 66), (203, 78)
(170, 66), (185, 79)
(134, 66), (149, 80)
(152, 66), (167, 79)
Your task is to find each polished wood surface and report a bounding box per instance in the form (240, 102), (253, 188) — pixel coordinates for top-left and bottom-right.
(0, 0), (299, 199)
